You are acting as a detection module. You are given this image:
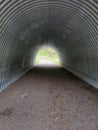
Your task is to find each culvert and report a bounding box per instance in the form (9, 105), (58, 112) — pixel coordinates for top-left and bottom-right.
(0, 0), (98, 91)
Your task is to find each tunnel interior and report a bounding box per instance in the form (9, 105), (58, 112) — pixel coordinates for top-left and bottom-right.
(0, 0), (98, 91)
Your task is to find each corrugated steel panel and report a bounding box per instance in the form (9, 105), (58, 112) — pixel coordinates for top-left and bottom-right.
(0, 0), (98, 91)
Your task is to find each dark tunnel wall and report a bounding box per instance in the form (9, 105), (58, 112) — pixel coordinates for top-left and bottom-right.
(0, 0), (98, 91)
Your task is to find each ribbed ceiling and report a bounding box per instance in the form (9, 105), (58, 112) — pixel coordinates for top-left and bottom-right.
(0, 0), (98, 91)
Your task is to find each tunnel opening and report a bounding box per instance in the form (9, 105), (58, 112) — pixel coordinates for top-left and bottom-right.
(34, 45), (61, 66)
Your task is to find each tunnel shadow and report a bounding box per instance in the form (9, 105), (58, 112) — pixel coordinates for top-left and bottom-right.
(0, 66), (98, 130)
(1, 63), (97, 104)
(23, 66), (98, 93)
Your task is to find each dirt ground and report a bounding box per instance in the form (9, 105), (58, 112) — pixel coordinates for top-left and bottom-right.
(0, 66), (98, 130)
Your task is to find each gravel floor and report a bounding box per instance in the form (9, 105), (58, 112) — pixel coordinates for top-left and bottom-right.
(0, 66), (98, 130)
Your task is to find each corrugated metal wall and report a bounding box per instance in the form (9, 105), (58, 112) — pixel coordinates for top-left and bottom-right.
(0, 0), (98, 91)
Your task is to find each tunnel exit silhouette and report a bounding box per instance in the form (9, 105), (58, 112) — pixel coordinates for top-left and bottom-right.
(0, 0), (98, 91)
(34, 46), (60, 66)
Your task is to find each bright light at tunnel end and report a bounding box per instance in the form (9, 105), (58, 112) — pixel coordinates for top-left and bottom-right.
(34, 45), (61, 66)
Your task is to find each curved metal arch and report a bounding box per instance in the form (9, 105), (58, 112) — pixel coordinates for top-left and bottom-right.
(0, 0), (98, 91)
